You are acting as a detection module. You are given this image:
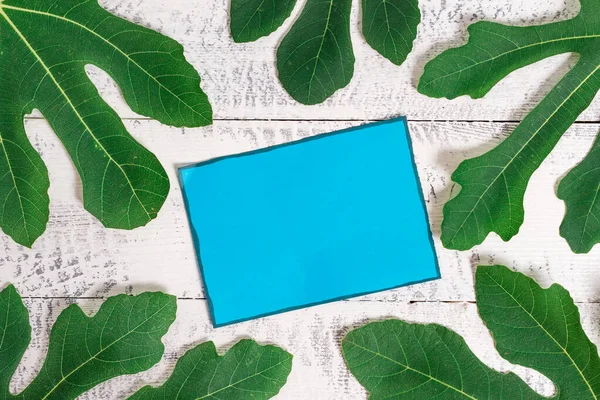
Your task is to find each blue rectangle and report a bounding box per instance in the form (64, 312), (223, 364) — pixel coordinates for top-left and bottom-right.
(179, 118), (440, 327)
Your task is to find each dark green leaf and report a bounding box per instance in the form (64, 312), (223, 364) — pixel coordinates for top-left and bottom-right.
(477, 265), (600, 399)
(277, 0), (354, 105)
(0, 285), (30, 399)
(362, 0), (420, 65)
(0, 286), (292, 400)
(343, 265), (600, 399)
(0, 286), (177, 399)
(557, 134), (600, 253)
(0, 0), (213, 247)
(230, 0), (297, 42)
(232, 0), (421, 104)
(130, 340), (293, 399)
(418, 4), (600, 252)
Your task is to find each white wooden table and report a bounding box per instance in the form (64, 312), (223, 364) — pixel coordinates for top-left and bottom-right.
(4, 0), (600, 398)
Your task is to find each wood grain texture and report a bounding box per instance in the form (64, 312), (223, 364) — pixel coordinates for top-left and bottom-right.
(1, 0), (600, 398)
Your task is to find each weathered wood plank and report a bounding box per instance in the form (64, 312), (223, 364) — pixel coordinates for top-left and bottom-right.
(2, 120), (598, 303)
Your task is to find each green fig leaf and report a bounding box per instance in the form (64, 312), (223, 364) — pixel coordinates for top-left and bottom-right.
(477, 265), (600, 399)
(418, 1), (600, 252)
(343, 265), (600, 399)
(0, 0), (212, 247)
(342, 320), (540, 399)
(557, 135), (600, 253)
(277, 0), (355, 105)
(130, 340), (293, 399)
(0, 285), (30, 399)
(362, 0), (420, 65)
(230, 0), (297, 43)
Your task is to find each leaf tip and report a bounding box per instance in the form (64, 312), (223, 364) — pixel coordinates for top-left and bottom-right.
(9, 229), (42, 249)
(230, 32), (252, 44)
(439, 233), (472, 251)
(558, 225), (594, 254)
(1, 283), (20, 296)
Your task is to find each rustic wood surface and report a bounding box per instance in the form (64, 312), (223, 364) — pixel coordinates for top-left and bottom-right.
(3, 0), (600, 398)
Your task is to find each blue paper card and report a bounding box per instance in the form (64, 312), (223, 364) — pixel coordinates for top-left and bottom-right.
(179, 118), (440, 327)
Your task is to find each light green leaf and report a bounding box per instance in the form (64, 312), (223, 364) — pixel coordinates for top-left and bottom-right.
(130, 340), (293, 399)
(276, 0), (354, 105)
(0, 285), (177, 399)
(343, 265), (600, 399)
(362, 0), (420, 65)
(477, 265), (600, 399)
(230, 0), (297, 43)
(0, 0), (213, 247)
(418, 2), (600, 252)
(557, 134), (600, 253)
(342, 320), (540, 399)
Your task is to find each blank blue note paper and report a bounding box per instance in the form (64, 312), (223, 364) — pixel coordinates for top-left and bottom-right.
(179, 118), (440, 327)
